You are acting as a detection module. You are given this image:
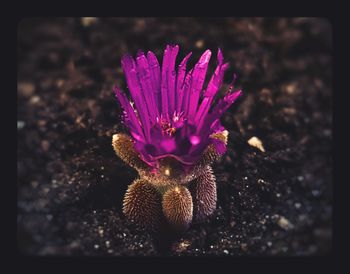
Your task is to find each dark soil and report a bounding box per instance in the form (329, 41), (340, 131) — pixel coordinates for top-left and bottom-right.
(17, 17), (332, 256)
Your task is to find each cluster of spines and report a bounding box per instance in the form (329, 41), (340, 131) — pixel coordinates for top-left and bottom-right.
(189, 165), (217, 223)
(162, 186), (193, 231)
(122, 179), (162, 230)
(112, 134), (148, 170)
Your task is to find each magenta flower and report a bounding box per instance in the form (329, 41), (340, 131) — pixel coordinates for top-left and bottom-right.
(114, 45), (242, 171)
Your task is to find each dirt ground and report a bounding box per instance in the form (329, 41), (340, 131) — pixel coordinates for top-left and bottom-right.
(17, 17), (332, 256)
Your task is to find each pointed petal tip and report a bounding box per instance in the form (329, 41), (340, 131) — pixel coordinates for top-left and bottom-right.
(229, 89), (243, 102)
(179, 52), (192, 66)
(199, 49), (212, 63)
(186, 51), (193, 58)
(228, 73), (239, 90)
(222, 62), (230, 69)
(136, 50), (145, 57)
(121, 54), (135, 69)
(147, 51), (159, 63)
(167, 44), (179, 49)
(165, 44), (179, 53)
(168, 44), (179, 57)
(217, 48), (224, 64)
(147, 50), (155, 57)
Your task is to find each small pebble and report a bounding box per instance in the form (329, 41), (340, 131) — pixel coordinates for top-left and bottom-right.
(277, 216), (294, 230)
(247, 136), (266, 152)
(195, 39), (204, 49)
(29, 96), (40, 104)
(285, 83), (297, 94)
(312, 190), (320, 197)
(17, 121), (25, 130)
(297, 176), (304, 181)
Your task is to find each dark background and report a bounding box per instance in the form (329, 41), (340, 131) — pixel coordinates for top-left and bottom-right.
(17, 17), (332, 256)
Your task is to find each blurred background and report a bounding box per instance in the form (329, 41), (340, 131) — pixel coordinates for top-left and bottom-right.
(17, 17), (332, 256)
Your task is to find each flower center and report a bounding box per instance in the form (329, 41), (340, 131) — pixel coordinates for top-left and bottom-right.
(160, 120), (176, 136)
(157, 112), (184, 136)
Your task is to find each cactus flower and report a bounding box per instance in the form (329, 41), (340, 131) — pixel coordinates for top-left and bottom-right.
(114, 45), (241, 171)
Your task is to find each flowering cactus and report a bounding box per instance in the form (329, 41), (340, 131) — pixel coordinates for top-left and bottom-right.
(113, 45), (241, 231)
